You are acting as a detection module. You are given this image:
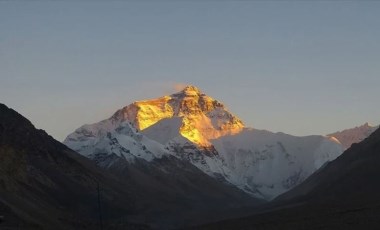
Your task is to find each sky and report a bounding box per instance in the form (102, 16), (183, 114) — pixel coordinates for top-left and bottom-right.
(1, 1), (380, 141)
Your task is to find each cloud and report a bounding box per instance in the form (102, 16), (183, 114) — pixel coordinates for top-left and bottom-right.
(135, 81), (191, 96)
(173, 83), (188, 91)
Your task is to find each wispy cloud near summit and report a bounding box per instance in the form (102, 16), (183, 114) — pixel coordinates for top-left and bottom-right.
(173, 83), (188, 92)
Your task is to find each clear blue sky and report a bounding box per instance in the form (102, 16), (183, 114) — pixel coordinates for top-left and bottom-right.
(1, 1), (380, 141)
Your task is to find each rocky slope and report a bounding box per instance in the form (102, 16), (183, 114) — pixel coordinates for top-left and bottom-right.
(65, 85), (343, 200)
(0, 103), (144, 229)
(0, 103), (259, 229)
(111, 85), (244, 147)
(327, 122), (378, 149)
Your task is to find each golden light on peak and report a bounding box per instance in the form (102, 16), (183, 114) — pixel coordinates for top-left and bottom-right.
(121, 85), (245, 147)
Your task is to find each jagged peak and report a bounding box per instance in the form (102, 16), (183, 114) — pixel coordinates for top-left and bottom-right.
(183, 85), (201, 93)
(351, 122), (378, 130)
(362, 122), (374, 128)
(108, 85), (244, 146)
(327, 122), (378, 150)
(329, 122), (378, 135)
(173, 85), (203, 97)
(182, 85), (200, 92)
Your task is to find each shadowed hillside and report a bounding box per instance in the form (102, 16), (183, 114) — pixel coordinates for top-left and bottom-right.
(0, 103), (260, 229)
(189, 126), (380, 230)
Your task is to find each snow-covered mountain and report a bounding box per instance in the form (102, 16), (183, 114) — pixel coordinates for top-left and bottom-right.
(211, 129), (342, 199)
(0, 103), (258, 229)
(64, 119), (167, 165)
(327, 122), (378, 150)
(112, 85), (244, 147)
(64, 85), (344, 200)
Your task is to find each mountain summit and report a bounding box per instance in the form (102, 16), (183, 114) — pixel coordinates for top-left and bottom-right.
(112, 85), (244, 146)
(65, 85), (343, 200)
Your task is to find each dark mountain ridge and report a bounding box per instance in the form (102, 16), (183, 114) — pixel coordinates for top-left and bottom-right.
(277, 124), (380, 204)
(0, 103), (143, 229)
(190, 126), (380, 230)
(0, 103), (260, 229)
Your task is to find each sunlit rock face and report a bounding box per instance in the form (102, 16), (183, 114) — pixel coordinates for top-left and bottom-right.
(112, 85), (244, 146)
